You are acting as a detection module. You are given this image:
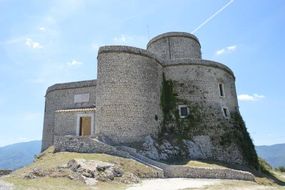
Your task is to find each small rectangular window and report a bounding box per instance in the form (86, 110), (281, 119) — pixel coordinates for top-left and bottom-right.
(219, 83), (224, 97)
(178, 105), (189, 118)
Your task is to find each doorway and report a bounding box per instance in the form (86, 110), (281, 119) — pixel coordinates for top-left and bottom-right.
(79, 116), (91, 136)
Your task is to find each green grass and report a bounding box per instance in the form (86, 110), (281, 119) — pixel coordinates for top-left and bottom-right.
(3, 147), (285, 189)
(3, 147), (160, 189)
(184, 160), (226, 169)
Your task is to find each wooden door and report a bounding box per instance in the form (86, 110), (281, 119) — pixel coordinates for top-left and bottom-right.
(80, 117), (91, 136)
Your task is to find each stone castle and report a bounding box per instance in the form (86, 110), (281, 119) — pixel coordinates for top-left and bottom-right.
(42, 32), (255, 166)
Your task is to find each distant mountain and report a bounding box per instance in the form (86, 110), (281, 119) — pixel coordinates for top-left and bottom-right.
(256, 143), (285, 168)
(0, 140), (41, 170)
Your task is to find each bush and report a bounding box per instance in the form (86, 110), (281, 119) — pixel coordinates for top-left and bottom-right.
(230, 112), (259, 170)
(258, 157), (272, 174)
(277, 166), (285, 172)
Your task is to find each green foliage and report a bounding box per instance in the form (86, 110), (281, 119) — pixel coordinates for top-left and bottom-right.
(258, 157), (272, 175)
(277, 166), (285, 172)
(176, 102), (203, 138)
(159, 74), (259, 169)
(160, 73), (177, 123)
(160, 74), (203, 138)
(220, 112), (259, 169)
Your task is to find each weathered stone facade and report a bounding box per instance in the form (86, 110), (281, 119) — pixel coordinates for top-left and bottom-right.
(42, 32), (254, 167)
(42, 80), (97, 150)
(96, 46), (163, 144)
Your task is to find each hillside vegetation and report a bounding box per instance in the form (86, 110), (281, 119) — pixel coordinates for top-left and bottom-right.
(1, 147), (285, 190)
(3, 147), (160, 190)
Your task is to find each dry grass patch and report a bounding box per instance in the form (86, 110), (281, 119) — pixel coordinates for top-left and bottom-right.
(184, 160), (226, 169)
(3, 146), (160, 189)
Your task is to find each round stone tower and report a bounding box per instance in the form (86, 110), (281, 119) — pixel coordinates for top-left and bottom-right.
(95, 46), (163, 144)
(147, 32), (242, 164)
(147, 32), (201, 61)
(147, 32), (238, 121)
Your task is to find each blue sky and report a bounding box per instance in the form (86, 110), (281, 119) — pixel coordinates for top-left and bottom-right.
(0, 0), (284, 147)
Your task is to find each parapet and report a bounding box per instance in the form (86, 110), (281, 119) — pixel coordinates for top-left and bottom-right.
(164, 58), (235, 79)
(98, 45), (163, 66)
(46, 79), (97, 95)
(147, 32), (202, 61)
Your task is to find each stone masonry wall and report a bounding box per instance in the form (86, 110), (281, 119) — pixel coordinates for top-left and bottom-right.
(161, 59), (244, 165)
(164, 59), (238, 116)
(96, 46), (163, 144)
(54, 110), (95, 136)
(164, 166), (255, 181)
(42, 80), (97, 151)
(147, 32), (201, 61)
(42, 32), (251, 168)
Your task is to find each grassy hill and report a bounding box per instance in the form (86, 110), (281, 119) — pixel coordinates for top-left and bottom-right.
(0, 140), (41, 170)
(0, 147), (284, 189)
(256, 144), (285, 168)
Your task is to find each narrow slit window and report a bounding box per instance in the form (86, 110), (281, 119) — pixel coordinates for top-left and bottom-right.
(223, 107), (229, 118)
(219, 83), (224, 97)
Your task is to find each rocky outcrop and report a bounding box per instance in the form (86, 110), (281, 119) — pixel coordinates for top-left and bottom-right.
(52, 136), (254, 182)
(24, 159), (140, 185)
(119, 144), (255, 182)
(139, 135), (182, 161)
(183, 135), (213, 159)
(138, 135), (244, 165)
(0, 170), (12, 177)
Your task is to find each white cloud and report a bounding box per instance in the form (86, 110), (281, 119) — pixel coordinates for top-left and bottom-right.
(25, 38), (43, 49)
(67, 59), (83, 66)
(113, 35), (128, 44)
(215, 45), (237, 56)
(39, 27), (46, 31)
(227, 45), (237, 50)
(112, 34), (148, 48)
(238, 93), (265, 102)
(216, 49), (225, 55)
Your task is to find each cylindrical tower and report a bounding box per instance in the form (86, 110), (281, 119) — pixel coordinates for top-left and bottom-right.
(147, 32), (243, 164)
(96, 46), (163, 144)
(163, 59), (238, 124)
(147, 32), (201, 62)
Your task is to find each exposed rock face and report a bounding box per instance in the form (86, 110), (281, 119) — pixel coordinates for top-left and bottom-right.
(24, 159), (140, 185)
(139, 135), (244, 165)
(141, 136), (160, 160)
(183, 135), (213, 159)
(139, 136), (182, 161)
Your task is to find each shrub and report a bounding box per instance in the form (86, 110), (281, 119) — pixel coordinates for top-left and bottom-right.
(277, 166), (285, 172)
(258, 157), (272, 174)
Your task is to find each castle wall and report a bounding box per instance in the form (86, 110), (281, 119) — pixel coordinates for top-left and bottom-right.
(96, 46), (163, 144)
(54, 110), (95, 136)
(41, 80), (97, 151)
(163, 59), (238, 124)
(41, 32), (246, 166)
(147, 32), (201, 61)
